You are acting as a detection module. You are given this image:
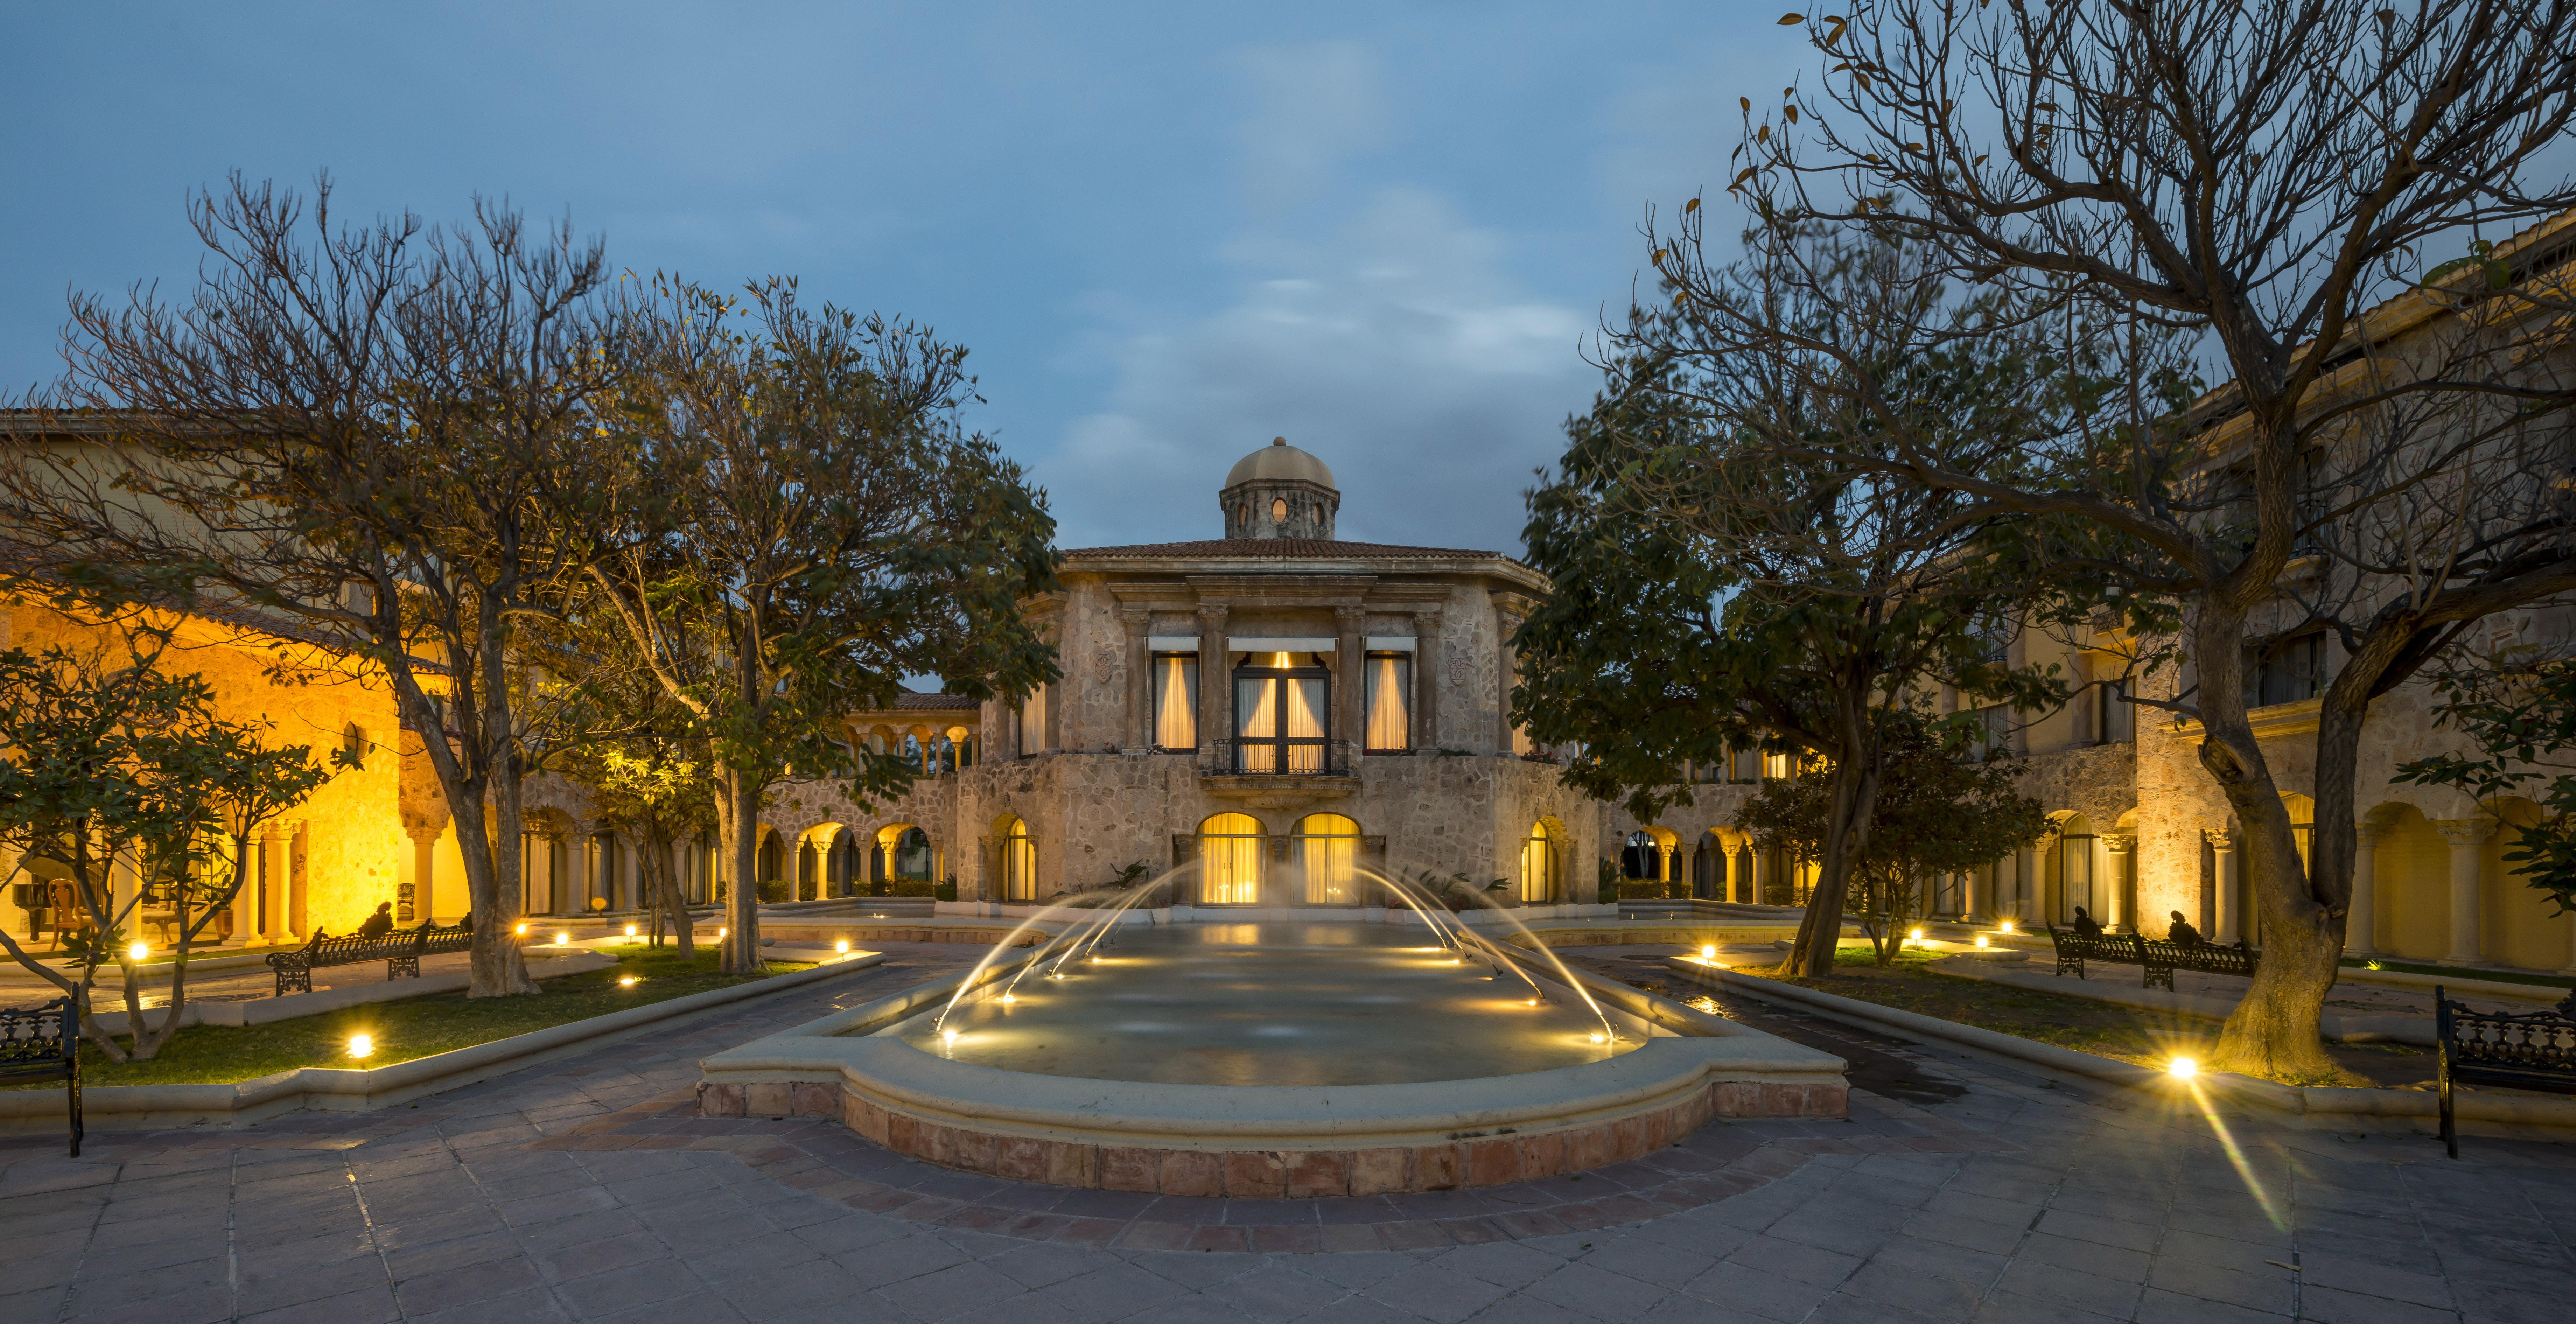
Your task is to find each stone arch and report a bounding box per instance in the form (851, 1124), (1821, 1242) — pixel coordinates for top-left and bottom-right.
(2480, 796), (2568, 972)
(1520, 816), (1569, 905)
(2043, 812), (2101, 928)
(1290, 812), (1363, 904)
(796, 823), (855, 901)
(991, 814), (1036, 902)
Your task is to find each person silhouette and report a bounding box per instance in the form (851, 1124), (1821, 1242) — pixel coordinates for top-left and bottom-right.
(2165, 909), (2204, 947)
(357, 902), (394, 939)
(2071, 905), (2104, 937)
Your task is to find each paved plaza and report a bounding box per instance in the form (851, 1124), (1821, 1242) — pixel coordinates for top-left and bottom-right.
(4, 942), (2573, 1323)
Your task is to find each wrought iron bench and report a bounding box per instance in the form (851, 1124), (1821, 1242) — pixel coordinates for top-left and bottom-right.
(2436, 986), (2576, 1159)
(0, 997), (80, 1156)
(266, 922), (472, 996)
(2044, 925), (2147, 980)
(2136, 936), (2258, 991)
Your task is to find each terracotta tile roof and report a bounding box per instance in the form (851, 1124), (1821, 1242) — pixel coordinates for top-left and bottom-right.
(1063, 538), (1512, 561)
(892, 692), (980, 710)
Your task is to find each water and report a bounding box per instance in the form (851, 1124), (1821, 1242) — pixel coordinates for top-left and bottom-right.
(893, 923), (1634, 1086)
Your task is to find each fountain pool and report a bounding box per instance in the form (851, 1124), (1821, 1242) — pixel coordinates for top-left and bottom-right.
(699, 916), (1849, 1197)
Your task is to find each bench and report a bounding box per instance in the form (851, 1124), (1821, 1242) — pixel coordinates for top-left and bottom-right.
(266, 922), (472, 996)
(0, 997), (80, 1156)
(2436, 986), (2576, 1159)
(2044, 925), (2259, 990)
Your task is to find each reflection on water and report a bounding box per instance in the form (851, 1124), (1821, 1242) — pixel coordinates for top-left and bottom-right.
(893, 923), (1632, 1086)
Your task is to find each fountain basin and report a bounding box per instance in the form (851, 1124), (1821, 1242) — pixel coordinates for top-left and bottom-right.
(697, 930), (1848, 1196)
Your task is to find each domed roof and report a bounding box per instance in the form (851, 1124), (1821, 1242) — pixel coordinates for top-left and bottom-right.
(1224, 437), (1336, 490)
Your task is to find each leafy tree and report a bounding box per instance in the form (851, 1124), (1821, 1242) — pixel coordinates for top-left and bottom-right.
(586, 278), (1059, 974)
(2395, 658), (2576, 915)
(0, 630), (331, 1058)
(1711, 0), (2576, 1076)
(1517, 227), (2078, 978)
(1737, 708), (2049, 965)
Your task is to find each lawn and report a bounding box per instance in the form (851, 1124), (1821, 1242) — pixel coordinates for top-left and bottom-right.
(27, 944), (816, 1088)
(1730, 948), (2432, 1088)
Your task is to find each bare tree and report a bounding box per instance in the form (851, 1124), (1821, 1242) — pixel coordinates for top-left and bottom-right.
(1695, 0), (2576, 1074)
(0, 175), (623, 996)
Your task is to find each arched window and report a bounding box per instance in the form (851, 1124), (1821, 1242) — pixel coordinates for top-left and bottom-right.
(797, 836), (819, 901)
(1693, 832), (1721, 899)
(1198, 813), (1264, 905)
(1621, 831), (1661, 881)
(997, 818), (1035, 901)
(2051, 815), (2097, 926)
(1292, 813), (1361, 904)
(1271, 496), (1289, 522)
(894, 827), (932, 882)
(1520, 821), (1560, 904)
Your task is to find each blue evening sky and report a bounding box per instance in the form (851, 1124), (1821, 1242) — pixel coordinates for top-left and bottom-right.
(1, 2), (1818, 555)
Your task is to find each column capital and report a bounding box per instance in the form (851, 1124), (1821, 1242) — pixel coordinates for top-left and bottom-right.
(2431, 816), (2497, 847)
(2354, 818), (2394, 847)
(1335, 604), (1367, 630)
(2204, 829), (2234, 852)
(2103, 833), (2136, 855)
(1117, 608), (1153, 632)
(1195, 603), (1230, 626)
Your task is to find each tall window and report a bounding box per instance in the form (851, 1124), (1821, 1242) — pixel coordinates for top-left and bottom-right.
(893, 827), (933, 882)
(1520, 821), (1560, 904)
(1020, 685), (1048, 755)
(1198, 813), (1264, 904)
(1363, 653), (1410, 751)
(2053, 831), (2096, 925)
(997, 818), (1035, 901)
(1293, 813), (1361, 904)
(2244, 633), (2325, 709)
(1234, 653), (1328, 773)
(1153, 654), (1198, 749)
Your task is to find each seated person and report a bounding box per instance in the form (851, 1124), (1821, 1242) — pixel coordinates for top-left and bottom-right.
(357, 902), (395, 940)
(2165, 910), (2204, 947)
(2070, 905), (2104, 938)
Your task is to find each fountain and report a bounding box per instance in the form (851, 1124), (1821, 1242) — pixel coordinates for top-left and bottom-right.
(699, 873), (1848, 1197)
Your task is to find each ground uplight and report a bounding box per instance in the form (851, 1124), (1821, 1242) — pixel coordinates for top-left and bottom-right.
(127, 941), (149, 962)
(625, 924), (638, 938)
(835, 938), (850, 953)
(349, 1034), (374, 1058)
(1975, 935), (1990, 949)
(554, 932), (569, 946)
(2169, 1057), (2199, 1080)
(618, 976), (637, 988)
(1700, 944), (1716, 961)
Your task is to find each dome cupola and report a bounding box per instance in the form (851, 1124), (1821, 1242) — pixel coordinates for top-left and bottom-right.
(1220, 437), (1338, 540)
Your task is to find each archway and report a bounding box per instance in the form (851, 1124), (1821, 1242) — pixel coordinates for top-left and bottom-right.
(1520, 819), (1564, 904)
(1693, 831), (1723, 899)
(1198, 813), (1265, 905)
(2046, 812), (2098, 927)
(993, 816), (1036, 902)
(1291, 813), (1362, 904)
(756, 828), (785, 902)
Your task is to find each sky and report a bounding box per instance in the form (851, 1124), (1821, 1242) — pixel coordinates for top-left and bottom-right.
(0, 2), (1816, 556)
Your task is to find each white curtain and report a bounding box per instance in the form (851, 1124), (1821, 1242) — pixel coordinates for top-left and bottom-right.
(1154, 656), (1197, 747)
(1020, 686), (1047, 754)
(1200, 815), (1262, 904)
(1365, 656), (1408, 750)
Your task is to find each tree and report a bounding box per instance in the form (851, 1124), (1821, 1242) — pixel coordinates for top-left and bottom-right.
(1704, 0), (2576, 1074)
(586, 278), (1058, 974)
(0, 175), (624, 996)
(1737, 707), (2049, 965)
(1517, 227), (2081, 978)
(0, 628), (331, 1058)
(2395, 656), (2576, 914)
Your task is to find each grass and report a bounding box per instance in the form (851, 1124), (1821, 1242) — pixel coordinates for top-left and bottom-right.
(2342, 955), (2575, 990)
(1729, 947), (2430, 1088)
(27, 944), (815, 1089)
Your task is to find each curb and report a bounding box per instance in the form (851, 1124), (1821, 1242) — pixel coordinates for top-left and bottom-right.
(0, 953), (889, 1135)
(1662, 957), (2576, 1142)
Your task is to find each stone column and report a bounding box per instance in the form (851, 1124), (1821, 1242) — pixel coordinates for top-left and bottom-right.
(1120, 609), (1153, 751)
(2104, 834), (2135, 933)
(1335, 605), (1366, 768)
(1749, 849), (1768, 906)
(1196, 604), (1230, 769)
(2209, 831), (2239, 944)
(1410, 609), (1443, 752)
(2433, 817), (2494, 966)
(2347, 820), (2387, 957)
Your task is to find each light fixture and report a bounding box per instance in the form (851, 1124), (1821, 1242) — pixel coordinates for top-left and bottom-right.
(514, 923), (528, 936)
(1908, 927), (1924, 943)
(835, 939), (850, 954)
(618, 976), (637, 988)
(127, 941), (149, 962)
(554, 932), (569, 946)
(1975, 935), (1990, 949)
(625, 923), (638, 938)
(1700, 944), (1717, 961)
(349, 1034), (374, 1058)
(1999, 919), (2015, 934)
(718, 927), (728, 939)
(2168, 1057), (2198, 1080)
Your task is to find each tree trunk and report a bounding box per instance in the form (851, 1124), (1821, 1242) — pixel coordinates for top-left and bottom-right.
(2193, 604), (2338, 1079)
(456, 792), (539, 997)
(719, 775), (764, 975)
(1789, 754), (1881, 978)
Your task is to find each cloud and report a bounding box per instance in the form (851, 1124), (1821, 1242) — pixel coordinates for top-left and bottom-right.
(1233, 42), (1391, 215)
(1040, 185), (1597, 555)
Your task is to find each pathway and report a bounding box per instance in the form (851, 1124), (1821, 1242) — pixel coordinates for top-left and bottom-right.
(3, 941), (2573, 1323)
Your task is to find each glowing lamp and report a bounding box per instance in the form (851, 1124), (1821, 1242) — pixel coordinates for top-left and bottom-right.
(515, 923), (528, 936)
(618, 976), (637, 987)
(1908, 927), (1924, 943)
(348, 1034), (374, 1058)
(127, 941), (149, 962)
(1999, 919), (2015, 934)
(625, 924), (638, 938)
(941, 1028), (959, 1045)
(1975, 935), (1990, 949)
(554, 932), (569, 946)
(2168, 1057), (2198, 1080)
(835, 938), (850, 953)
(717, 927), (728, 939)
(1700, 944), (1717, 961)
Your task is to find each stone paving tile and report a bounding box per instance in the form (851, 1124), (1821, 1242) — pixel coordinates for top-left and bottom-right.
(11, 941), (2576, 1323)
